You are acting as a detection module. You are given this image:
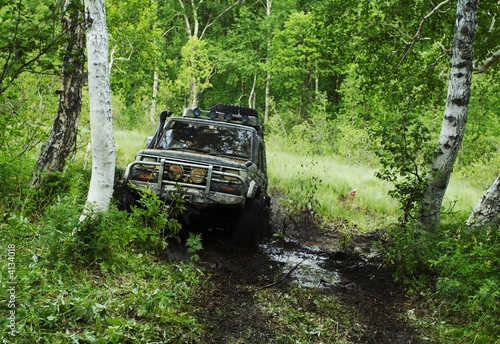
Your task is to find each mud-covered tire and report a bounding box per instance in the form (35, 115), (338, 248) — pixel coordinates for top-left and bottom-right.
(260, 195), (272, 238)
(231, 198), (268, 249)
(118, 182), (139, 211)
(210, 103), (258, 118)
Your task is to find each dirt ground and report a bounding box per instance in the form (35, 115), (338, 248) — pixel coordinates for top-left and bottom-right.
(163, 189), (425, 343)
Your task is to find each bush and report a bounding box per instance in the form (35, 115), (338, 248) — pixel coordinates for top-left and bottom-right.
(385, 222), (500, 342)
(41, 188), (189, 267)
(0, 183), (204, 342)
(430, 226), (500, 341)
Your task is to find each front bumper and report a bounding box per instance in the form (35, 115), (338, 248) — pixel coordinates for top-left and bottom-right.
(124, 159), (249, 209)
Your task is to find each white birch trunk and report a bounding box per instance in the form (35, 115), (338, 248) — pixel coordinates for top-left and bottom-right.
(419, 0), (476, 231)
(84, 0), (115, 212)
(466, 175), (500, 228)
(264, 0), (272, 124)
(150, 69), (159, 123)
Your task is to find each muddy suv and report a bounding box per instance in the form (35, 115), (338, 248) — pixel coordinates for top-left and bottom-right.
(120, 104), (270, 247)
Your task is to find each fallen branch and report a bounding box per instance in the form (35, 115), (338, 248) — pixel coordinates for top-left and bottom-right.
(246, 259), (305, 293)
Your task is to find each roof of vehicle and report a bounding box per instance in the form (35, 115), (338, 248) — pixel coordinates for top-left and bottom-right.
(182, 105), (262, 131)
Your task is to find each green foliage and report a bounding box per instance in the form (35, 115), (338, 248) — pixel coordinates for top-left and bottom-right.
(186, 232), (203, 262)
(0, 0), (62, 95)
(429, 226), (500, 341)
(175, 37), (214, 106)
(385, 219), (500, 342)
(41, 185), (190, 267)
(370, 106), (434, 222)
(382, 222), (436, 279)
(0, 177), (204, 342)
(24, 164), (90, 215)
(457, 73), (500, 187)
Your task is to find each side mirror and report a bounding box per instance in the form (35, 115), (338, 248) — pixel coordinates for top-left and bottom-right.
(160, 110), (173, 122)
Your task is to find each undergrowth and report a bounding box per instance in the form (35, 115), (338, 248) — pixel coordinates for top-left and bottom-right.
(384, 220), (500, 343)
(0, 174), (204, 342)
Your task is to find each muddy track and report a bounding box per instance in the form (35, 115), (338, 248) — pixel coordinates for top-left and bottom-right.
(163, 191), (424, 343)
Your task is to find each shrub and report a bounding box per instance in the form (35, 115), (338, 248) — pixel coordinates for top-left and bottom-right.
(42, 187), (189, 268)
(429, 226), (500, 341)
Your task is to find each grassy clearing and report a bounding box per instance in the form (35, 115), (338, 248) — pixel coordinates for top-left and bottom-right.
(267, 150), (400, 230)
(114, 129), (151, 167)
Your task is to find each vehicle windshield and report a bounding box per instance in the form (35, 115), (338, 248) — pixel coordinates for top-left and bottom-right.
(156, 120), (253, 159)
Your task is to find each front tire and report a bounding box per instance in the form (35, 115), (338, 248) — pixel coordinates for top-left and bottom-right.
(231, 198), (268, 249)
(118, 182), (139, 211)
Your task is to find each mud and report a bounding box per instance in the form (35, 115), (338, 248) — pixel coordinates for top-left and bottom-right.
(163, 189), (424, 343)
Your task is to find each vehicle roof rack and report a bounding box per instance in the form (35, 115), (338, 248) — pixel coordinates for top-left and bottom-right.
(182, 105), (261, 128)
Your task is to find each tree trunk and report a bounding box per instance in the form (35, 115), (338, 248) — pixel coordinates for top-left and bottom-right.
(150, 68), (158, 123)
(30, 1), (85, 187)
(84, 0), (115, 212)
(419, 0), (476, 231)
(249, 73), (256, 109)
(466, 175), (500, 228)
(264, 0), (272, 124)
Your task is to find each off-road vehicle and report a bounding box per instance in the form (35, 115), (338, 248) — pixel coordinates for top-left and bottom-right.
(120, 104), (270, 247)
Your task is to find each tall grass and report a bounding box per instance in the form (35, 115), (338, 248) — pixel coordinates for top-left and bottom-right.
(266, 149), (484, 231)
(114, 129), (151, 167)
(267, 150), (399, 230)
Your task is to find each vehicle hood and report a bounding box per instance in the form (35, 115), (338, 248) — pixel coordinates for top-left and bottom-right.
(136, 149), (252, 169)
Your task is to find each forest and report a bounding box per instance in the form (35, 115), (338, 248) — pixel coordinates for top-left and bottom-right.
(1, 0), (499, 342)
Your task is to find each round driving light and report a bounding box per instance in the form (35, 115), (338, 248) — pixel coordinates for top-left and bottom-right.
(193, 108), (201, 117)
(167, 165), (184, 180)
(190, 168), (206, 183)
(223, 169), (239, 181)
(209, 110), (217, 118)
(224, 113), (233, 120)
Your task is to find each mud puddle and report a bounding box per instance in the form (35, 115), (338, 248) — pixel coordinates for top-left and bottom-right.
(259, 237), (340, 289)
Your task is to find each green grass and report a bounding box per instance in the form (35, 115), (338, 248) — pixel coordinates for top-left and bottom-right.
(266, 149), (484, 231)
(114, 129), (151, 167)
(267, 150), (399, 230)
(0, 194), (204, 343)
(442, 176), (484, 219)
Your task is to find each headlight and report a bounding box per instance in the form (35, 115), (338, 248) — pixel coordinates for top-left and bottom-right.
(223, 169), (239, 181)
(190, 168), (206, 183)
(167, 165), (184, 181)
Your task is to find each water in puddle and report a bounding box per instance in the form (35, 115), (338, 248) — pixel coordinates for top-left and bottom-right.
(260, 238), (340, 289)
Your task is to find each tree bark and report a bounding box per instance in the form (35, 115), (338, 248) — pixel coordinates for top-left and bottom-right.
(150, 68), (158, 123)
(419, 0), (476, 231)
(264, 0), (272, 124)
(30, 1), (85, 187)
(84, 0), (115, 212)
(466, 175), (500, 228)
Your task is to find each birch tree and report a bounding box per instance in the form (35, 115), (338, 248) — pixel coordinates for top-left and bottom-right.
(84, 0), (115, 212)
(264, 0), (272, 123)
(467, 175), (500, 228)
(30, 0), (85, 187)
(418, 0), (476, 231)
(174, 0), (240, 107)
